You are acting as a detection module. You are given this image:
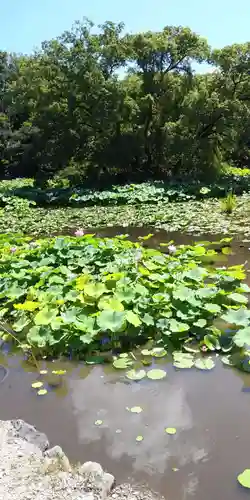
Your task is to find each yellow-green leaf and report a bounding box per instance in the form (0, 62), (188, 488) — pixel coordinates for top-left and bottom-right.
(136, 435), (144, 442)
(126, 311), (141, 327)
(31, 381), (43, 389)
(165, 427), (177, 435)
(14, 301), (40, 311)
(37, 389), (48, 396)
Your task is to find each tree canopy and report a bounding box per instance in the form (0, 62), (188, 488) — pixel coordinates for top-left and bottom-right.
(1, 19), (250, 185)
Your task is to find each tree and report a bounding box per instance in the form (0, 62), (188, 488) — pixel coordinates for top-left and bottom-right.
(1, 20), (250, 184)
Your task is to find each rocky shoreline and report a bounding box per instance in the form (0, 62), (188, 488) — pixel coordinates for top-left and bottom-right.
(0, 419), (164, 500)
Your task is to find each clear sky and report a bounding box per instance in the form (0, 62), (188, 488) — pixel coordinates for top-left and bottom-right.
(1, 0), (249, 54)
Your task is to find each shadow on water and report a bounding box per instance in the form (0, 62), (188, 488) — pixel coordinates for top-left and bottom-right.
(1, 227), (250, 499)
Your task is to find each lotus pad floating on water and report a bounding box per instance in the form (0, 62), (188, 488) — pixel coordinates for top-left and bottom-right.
(37, 389), (48, 396)
(194, 358), (215, 370)
(126, 369), (146, 381)
(165, 427), (177, 435)
(136, 435), (144, 442)
(113, 358), (132, 369)
(95, 420), (103, 426)
(31, 381), (43, 389)
(147, 369), (166, 380)
(237, 469), (250, 488)
(128, 406), (143, 413)
(151, 347), (167, 358)
(173, 352), (194, 369)
(141, 349), (152, 356)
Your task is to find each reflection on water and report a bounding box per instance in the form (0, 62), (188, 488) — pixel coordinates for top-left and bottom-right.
(1, 229), (250, 499)
(1, 355), (250, 500)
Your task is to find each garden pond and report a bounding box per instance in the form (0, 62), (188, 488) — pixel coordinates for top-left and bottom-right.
(1, 228), (250, 499)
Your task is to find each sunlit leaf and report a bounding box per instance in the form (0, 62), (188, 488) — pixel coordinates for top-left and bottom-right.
(97, 310), (126, 332)
(129, 406), (143, 413)
(233, 327), (250, 347)
(237, 469), (250, 488)
(222, 308), (250, 327)
(126, 369), (146, 381)
(193, 319), (207, 328)
(173, 352), (194, 369)
(136, 435), (144, 442)
(34, 308), (58, 326)
(165, 427), (176, 435)
(98, 297), (124, 312)
(113, 358), (132, 369)
(194, 358), (215, 370)
(126, 311), (141, 327)
(183, 340), (200, 353)
(221, 355), (234, 366)
(84, 283), (107, 299)
(138, 234), (154, 241)
(37, 389), (48, 396)
(142, 313), (154, 326)
(141, 349), (152, 356)
(14, 301), (40, 311)
(203, 334), (220, 351)
(147, 369), (166, 380)
(31, 381), (43, 389)
(228, 293), (248, 305)
(204, 303), (221, 314)
(95, 420), (103, 426)
(152, 347), (167, 358)
(169, 319), (189, 333)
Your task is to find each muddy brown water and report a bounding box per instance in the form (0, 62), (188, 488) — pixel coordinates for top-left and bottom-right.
(1, 228), (250, 500)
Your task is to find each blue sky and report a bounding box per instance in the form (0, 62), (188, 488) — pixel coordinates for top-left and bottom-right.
(1, 0), (250, 54)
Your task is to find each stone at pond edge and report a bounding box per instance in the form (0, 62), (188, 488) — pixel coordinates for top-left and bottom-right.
(8, 419), (49, 451)
(1, 419), (116, 499)
(45, 445), (71, 472)
(79, 461), (115, 496)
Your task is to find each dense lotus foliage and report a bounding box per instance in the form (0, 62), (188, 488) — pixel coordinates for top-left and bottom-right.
(0, 233), (250, 368)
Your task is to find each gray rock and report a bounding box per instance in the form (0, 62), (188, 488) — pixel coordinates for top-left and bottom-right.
(45, 446), (71, 472)
(45, 445), (64, 458)
(80, 461), (104, 477)
(0, 419), (163, 500)
(9, 420), (49, 451)
(77, 495), (95, 500)
(102, 473), (115, 496)
(79, 462), (115, 498)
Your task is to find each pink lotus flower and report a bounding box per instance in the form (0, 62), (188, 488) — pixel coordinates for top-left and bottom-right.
(168, 244), (177, 254)
(74, 228), (84, 237)
(201, 345), (208, 352)
(10, 246), (17, 253)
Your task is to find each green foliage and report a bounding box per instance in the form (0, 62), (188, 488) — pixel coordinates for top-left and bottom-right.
(2, 190), (250, 239)
(221, 192), (237, 214)
(0, 234), (248, 359)
(1, 20), (250, 182)
(237, 469), (250, 489)
(1, 174), (250, 209)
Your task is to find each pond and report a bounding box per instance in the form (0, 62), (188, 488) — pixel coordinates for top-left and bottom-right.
(1, 228), (250, 500)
